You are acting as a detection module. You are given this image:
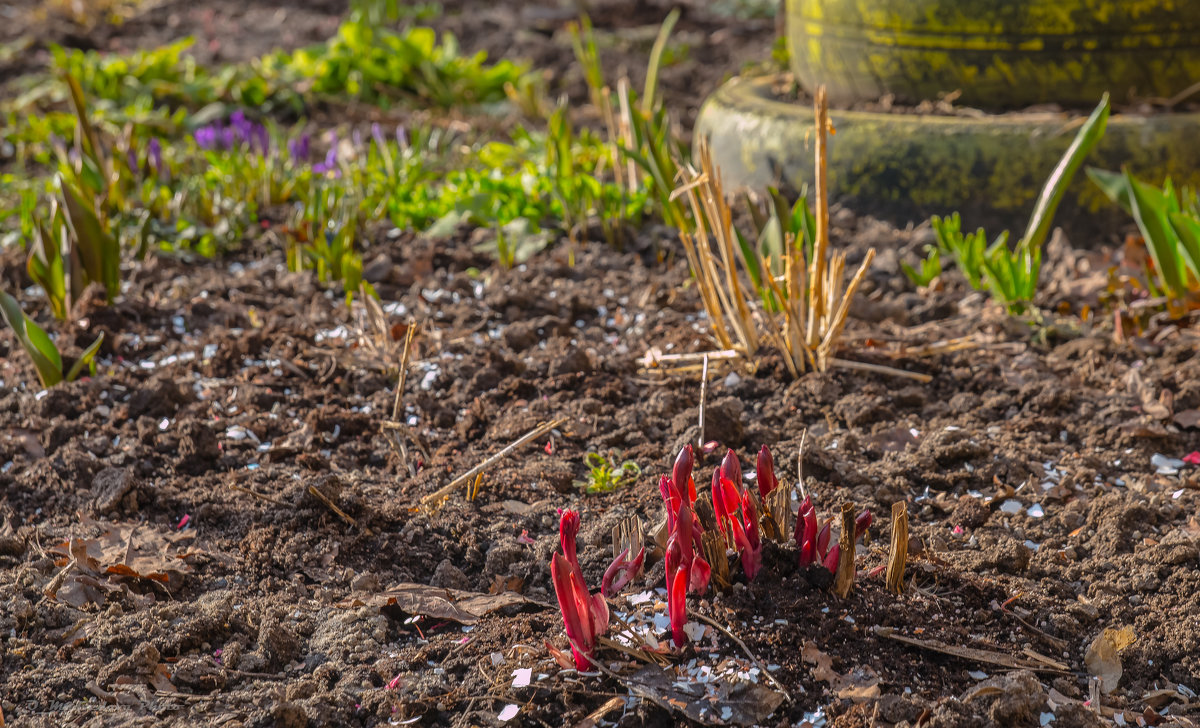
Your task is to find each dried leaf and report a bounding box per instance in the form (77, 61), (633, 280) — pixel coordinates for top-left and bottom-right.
(1084, 626), (1136, 694)
(802, 640), (880, 701)
(620, 663), (785, 726)
(488, 575), (525, 595)
(337, 583), (530, 624)
(1174, 409), (1200, 429)
(148, 664), (177, 693)
(51, 522), (196, 588)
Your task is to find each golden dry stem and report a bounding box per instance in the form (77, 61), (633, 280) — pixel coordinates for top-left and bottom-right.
(760, 486), (792, 543)
(672, 84), (880, 378)
(886, 501), (909, 594)
(702, 530), (731, 592)
(833, 503), (856, 598)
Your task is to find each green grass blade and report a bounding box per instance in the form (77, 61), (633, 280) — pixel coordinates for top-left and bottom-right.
(642, 8), (680, 114)
(1021, 94), (1110, 252)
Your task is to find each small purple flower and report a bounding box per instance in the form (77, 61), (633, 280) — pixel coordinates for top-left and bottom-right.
(371, 122), (386, 152)
(252, 125), (270, 156)
(148, 138), (163, 177)
(352, 128), (364, 151)
(396, 124), (408, 150)
(194, 125), (217, 150)
(313, 132), (340, 176)
(288, 134), (310, 163)
(126, 146), (139, 173)
(230, 110), (252, 143)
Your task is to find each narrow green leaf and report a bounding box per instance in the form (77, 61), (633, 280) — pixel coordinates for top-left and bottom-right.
(1086, 167), (1130, 213)
(1021, 94), (1110, 252)
(64, 331), (104, 382)
(1125, 169), (1187, 297)
(642, 8), (680, 114)
(59, 177), (120, 301)
(1166, 210), (1200, 282)
(0, 290), (63, 388)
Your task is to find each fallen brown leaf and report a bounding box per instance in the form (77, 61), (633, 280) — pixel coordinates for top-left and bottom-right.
(338, 583), (531, 624)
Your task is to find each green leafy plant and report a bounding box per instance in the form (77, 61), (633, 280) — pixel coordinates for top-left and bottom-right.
(901, 244), (943, 288)
(1087, 168), (1200, 313)
(0, 291), (103, 388)
(36, 16), (526, 116)
(23, 75), (123, 319)
(930, 94), (1111, 314)
(578, 452), (641, 494)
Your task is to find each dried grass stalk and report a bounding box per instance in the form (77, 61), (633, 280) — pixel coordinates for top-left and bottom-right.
(761, 486), (792, 543)
(702, 530), (731, 592)
(833, 503), (856, 598)
(885, 501), (909, 594)
(671, 85), (885, 378)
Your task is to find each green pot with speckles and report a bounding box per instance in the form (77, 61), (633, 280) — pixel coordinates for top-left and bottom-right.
(694, 75), (1200, 234)
(787, 0), (1200, 109)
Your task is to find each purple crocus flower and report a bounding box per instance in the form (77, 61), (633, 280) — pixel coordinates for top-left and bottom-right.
(352, 128), (364, 151)
(288, 134), (310, 163)
(252, 125), (270, 156)
(148, 138), (163, 177)
(126, 146), (139, 173)
(395, 124), (408, 150)
(371, 122), (386, 152)
(193, 125), (217, 150)
(313, 132), (340, 177)
(230, 110), (251, 143)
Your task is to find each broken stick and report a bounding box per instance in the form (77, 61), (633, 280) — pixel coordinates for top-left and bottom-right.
(886, 501), (908, 594)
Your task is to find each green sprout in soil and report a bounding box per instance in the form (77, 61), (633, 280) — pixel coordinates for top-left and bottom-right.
(0, 291), (103, 389)
(927, 94), (1111, 314)
(1087, 168), (1200, 316)
(578, 452), (641, 494)
(900, 243), (943, 288)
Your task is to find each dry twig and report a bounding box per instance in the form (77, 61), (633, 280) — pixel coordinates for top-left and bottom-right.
(420, 419), (566, 508)
(885, 501), (908, 594)
(833, 503), (856, 598)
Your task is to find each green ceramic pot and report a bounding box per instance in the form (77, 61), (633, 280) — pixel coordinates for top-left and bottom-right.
(786, 0), (1200, 109)
(695, 74), (1200, 234)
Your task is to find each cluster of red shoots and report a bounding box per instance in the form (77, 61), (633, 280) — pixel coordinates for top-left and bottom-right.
(659, 445), (711, 647)
(550, 509), (644, 670)
(795, 495), (872, 574)
(553, 443), (874, 662)
(712, 448), (764, 581)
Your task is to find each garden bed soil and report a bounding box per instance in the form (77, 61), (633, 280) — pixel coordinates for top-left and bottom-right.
(2, 2), (1200, 727)
(1, 209), (1198, 727)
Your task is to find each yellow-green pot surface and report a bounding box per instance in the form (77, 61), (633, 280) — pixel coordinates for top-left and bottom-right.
(787, 0), (1200, 108)
(696, 74), (1200, 236)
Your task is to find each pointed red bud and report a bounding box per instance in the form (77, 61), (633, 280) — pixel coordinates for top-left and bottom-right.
(799, 537), (815, 566)
(794, 495), (813, 548)
(672, 445), (695, 505)
(816, 520), (831, 559)
(855, 510), (873, 540)
(756, 445), (777, 499)
(720, 449), (742, 489)
(559, 509), (580, 564)
(668, 565), (688, 648)
(822, 543), (841, 575)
